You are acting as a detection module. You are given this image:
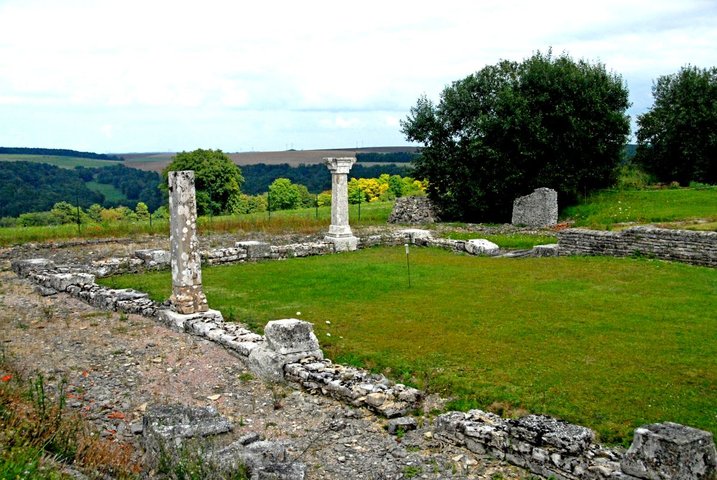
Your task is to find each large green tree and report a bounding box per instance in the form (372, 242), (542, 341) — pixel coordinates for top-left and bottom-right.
(161, 149), (244, 215)
(635, 66), (717, 185)
(401, 51), (630, 221)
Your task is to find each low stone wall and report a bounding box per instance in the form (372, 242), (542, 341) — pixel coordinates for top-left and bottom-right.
(435, 410), (716, 480)
(558, 226), (717, 267)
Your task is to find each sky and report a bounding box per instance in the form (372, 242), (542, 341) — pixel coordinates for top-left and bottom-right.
(0, 0), (715, 154)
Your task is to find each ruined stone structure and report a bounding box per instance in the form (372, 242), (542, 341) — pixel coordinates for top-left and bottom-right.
(512, 187), (558, 227)
(324, 157), (358, 251)
(10, 225), (717, 479)
(388, 196), (439, 224)
(168, 171), (208, 314)
(435, 411), (716, 480)
(558, 226), (717, 267)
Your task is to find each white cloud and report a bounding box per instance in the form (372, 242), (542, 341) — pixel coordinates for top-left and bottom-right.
(0, 0), (715, 151)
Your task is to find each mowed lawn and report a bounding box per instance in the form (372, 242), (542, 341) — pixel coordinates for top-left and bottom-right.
(100, 246), (717, 444)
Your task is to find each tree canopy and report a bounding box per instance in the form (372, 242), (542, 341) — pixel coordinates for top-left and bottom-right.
(635, 65), (717, 185)
(401, 50), (630, 222)
(161, 149), (244, 215)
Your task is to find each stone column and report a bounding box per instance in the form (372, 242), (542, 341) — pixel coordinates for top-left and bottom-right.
(324, 157), (358, 251)
(168, 170), (208, 314)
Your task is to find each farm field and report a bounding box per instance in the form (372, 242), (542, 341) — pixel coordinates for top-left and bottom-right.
(0, 154), (122, 169)
(122, 146), (418, 172)
(100, 246), (717, 445)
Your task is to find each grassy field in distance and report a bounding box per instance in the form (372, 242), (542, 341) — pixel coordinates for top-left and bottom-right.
(0, 154), (123, 169)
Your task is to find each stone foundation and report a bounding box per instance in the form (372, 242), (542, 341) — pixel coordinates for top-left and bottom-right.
(558, 226), (717, 267)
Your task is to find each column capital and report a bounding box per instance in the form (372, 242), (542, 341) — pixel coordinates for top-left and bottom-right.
(324, 157), (356, 175)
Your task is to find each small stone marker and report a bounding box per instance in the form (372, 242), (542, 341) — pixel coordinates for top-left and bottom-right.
(511, 187), (558, 227)
(247, 319), (323, 382)
(324, 157), (358, 251)
(168, 171), (208, 314)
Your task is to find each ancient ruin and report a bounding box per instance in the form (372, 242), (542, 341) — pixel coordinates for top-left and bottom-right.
(324, 157), (358, 251)
(511, 187), (558, 227)
(167, 170), (208, 314)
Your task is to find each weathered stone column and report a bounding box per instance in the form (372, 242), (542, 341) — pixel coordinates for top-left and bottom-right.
(168, 170), (208, 314)
(324, 157), (358, 251)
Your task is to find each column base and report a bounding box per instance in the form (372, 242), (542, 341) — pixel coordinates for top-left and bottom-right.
(324, 235), (358, 252)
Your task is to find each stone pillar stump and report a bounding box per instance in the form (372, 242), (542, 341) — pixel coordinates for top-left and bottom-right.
(168, 170), (208, 314)
(324, 157), (358, 251)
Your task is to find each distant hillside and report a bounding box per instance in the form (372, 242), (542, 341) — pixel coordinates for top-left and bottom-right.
(0, 161), (103, 217)
(0, 147), (123, 161)
(123, 147), (421, 172)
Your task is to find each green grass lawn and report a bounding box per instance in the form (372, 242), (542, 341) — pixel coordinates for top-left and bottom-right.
(100, 246), (717, 445)
(0, 154), (123, 169)
(563, 186), (717, 229)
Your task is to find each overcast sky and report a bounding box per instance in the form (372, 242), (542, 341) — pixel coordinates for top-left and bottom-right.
(1, 0), (715, 153)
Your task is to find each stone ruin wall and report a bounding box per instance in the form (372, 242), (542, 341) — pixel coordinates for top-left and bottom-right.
(10, 229), (717, 480)
(558, 226), (717, 268)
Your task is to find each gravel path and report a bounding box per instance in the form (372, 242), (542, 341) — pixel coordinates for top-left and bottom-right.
(0, 236), (533, 479)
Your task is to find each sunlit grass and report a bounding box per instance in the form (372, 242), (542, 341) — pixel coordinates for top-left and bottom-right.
(441, 231), (557, 249)
(100, 247), (717, 445)
(563, 186), (717, 230)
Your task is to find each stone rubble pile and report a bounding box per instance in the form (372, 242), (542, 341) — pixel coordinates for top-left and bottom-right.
(388, 196), (439, 224)
(143, 404), (305, 479)
(435, 410), (717, 480)
(558, 226), (717, 267)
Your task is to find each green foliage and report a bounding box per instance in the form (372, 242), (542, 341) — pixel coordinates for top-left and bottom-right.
(635, 65), (717, 184)
(102, 248), (717, 445)
(0, 161), (104, 218)
(161, 149), (244, 216)
(268, 178), (302, 210)
(402, 465), (422, 478)
(402, 50), (630, 222)
(348, 174), (426, 204)
(135, 202), (150, 220)
(240, 163), (412, 195)
(616, 163), (654, 190)
(563, 186), (717, 229)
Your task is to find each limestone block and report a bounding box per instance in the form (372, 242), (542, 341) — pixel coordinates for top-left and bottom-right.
(508, 415), (595, 454)
(512, 187), (558, 227)
(465, 239), (500, 256)
(48, 272), (95, 291)
(134, 249), (171, 267)
(11, 258), (55, 277)
(324, 236), (357, 252)
(531, 244), (560, 257)
(621, 422), (717, 479)
(247, 346), (321, 383)
(399, 228), (433, 243)
(235, 240), (271, 259)
(264, 319), (321, 355)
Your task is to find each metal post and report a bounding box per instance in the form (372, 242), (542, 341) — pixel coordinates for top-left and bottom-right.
(76, 192), (81, 236)
(315, 194), (319, 219)
(405, 243), (411, 288)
